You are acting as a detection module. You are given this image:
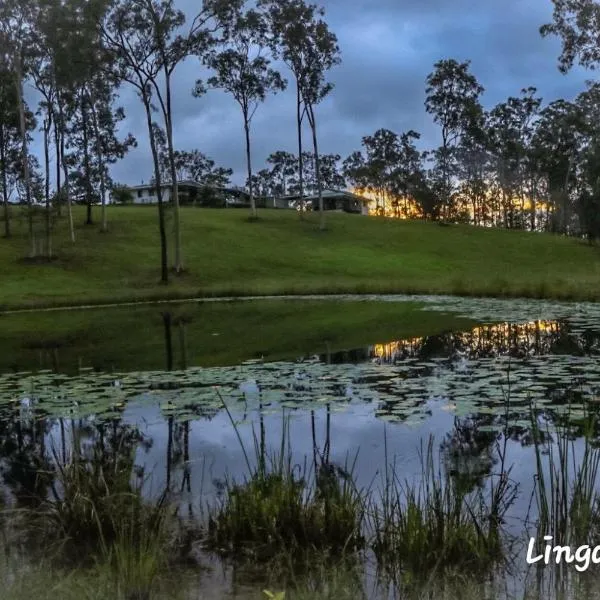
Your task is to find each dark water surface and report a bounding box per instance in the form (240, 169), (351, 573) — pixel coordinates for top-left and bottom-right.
(2, 295), (600, 598)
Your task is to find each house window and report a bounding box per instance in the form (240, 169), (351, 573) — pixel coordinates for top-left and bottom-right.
(137, 190), (143, 198)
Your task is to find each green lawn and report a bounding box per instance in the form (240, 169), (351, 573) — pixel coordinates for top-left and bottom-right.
(1, 205), (599, 309)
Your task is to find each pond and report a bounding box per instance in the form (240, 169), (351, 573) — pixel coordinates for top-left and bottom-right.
(2, 295), (600, 600)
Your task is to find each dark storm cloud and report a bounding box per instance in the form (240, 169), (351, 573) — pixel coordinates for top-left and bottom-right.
(110, 0), (591, 187)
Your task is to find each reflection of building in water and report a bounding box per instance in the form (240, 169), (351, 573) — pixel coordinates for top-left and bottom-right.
(333, 320), (585, 365)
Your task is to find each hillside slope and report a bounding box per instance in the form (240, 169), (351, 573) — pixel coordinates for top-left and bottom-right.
(1, 206), (599, 309)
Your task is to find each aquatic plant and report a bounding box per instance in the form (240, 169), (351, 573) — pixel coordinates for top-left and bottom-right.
(530, 406), (600, 549)
(205, 398), (366, 562)
(371, 434), (516, 580)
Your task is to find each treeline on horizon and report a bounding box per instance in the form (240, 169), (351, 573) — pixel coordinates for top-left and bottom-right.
(1, 0), (599, 284)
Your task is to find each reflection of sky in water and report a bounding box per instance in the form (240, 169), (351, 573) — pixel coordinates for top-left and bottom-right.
(118, 394), (563, 543)
(7, 296), (600, 598)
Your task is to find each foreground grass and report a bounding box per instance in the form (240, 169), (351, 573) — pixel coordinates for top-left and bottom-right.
(1, 206), (599, 309)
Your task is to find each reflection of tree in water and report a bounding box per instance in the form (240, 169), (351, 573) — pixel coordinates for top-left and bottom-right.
(0, 406), (52, 508)
(0, 401), (152, 510)
(348, 320), (596, 365)
(441, 416), (500, 493)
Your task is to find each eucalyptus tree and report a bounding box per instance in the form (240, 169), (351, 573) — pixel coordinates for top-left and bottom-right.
(98, 0), (172, 283)
(144, 0), (243, 271)
(574, 82), (600, 238)
(317, 153), (345, 190)
(393, 131), (424, 218)
(99, 0), (242, 276)
(204, 8), (286, 219)
(0, 0), (36, 254)
(358, 128), (402, 215)
(541, 0), (600, 74)
(260, 0), (340, 224)
(295, 14), (340, 229)
(342, 151), (370, 199)
(531, 99), (585, 233)
(266, 150), (297, 196)
(0, 65), (21, 237)
(40, 0), (109, 243)
(425, 59), (485, 219)
(260, 0), (313, 211)
(152, 126), (232, 188)
(488, 88), (542, 229)
(247, 168), (277, 198)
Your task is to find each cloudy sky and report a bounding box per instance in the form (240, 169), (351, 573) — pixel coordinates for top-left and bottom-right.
(32, 0), (592, 188)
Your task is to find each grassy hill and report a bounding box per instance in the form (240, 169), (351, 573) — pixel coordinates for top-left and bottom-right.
(1, 206), (599, 309)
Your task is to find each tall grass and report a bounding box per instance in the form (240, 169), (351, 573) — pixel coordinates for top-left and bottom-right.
(205, 400), (366, 564)
(530, 406), (600, 548)
(19, 436), (183, 600)
(372, 434), (517, 581)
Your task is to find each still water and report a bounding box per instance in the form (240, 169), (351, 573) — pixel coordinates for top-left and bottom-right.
(2, 295), (600, 597)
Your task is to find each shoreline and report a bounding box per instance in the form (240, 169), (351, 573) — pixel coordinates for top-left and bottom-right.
(0, 288), (595, 316)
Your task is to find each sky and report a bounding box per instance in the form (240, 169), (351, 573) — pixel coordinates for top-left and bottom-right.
(29, 0), (593, 188)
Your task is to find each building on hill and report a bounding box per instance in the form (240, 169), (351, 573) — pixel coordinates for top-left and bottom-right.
(283, 189), (370, 214)
(124, 180), (254, 207)
(122, 182), (367, 214)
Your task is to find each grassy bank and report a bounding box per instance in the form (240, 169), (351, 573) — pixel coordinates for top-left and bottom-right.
(1, 206), (599, 309)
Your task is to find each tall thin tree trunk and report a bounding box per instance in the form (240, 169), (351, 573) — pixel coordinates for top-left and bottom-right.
(15, 58), (35, 256)
(54, 113), (62, 217)
(164, 73), (182, 273)
(0, 125), (10, 237)
(296, 81), (304, 217)
(59, 107), (75, 243)
(308, 106), (325, 231)
(81, 92), (93, 225)
(562, 156), (574, 235)
(90, 99), (108, 232)
(44, 117), (52, 258)
(143, 95), (169, 284)
(530, 179), (537, 232)
(244, 114), (256, 219)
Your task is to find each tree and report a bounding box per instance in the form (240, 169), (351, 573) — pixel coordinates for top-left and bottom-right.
(260, 0), (311, 213)
(425, 59), (485, 219)
(0, 64), (22, 237)
(98, 0), (171, 283)
(316, 153), (345, 190)
(266, 150), (296, 196)
(488, 88), (542, 229)
(111, 183), (134, 204)
(393, 131), (424, 218)
(261, 0), (340, 224)
(344, 129), (401, 215)
(295, 13), (341, 229)
(152, 126), (232, 189)
(205, 8), (286, 219)
(0, 0), (36, 255)
(531, 99), (584, 233)
(540, 0), (600, 74)
(146, 0), (243, 272)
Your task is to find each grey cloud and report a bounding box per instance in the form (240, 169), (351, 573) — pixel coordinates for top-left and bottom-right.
(81, 0), (600, 186)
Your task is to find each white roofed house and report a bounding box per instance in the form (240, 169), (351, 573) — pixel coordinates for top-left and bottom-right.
(123, 180), (255, 207)
(282, 189), (370, 215)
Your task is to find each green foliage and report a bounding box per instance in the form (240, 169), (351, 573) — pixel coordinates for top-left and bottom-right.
(206, 413), (365, 563)
(372, 437), (516, 580)
(530, 407), (600, 548)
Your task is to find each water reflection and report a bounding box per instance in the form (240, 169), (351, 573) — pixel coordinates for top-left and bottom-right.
(3, 301), (600, 597)
(327, 320), (593, 366)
